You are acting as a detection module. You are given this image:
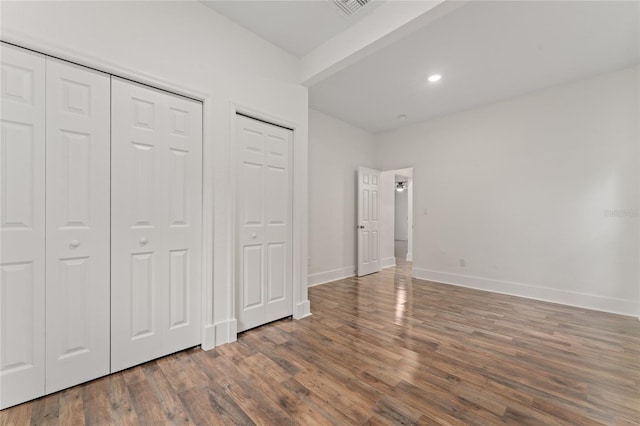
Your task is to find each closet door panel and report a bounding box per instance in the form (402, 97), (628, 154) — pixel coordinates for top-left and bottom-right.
(0, 43), (46, 409)
(163, 96), (201, 354)
(263, 127), (292, 321)
(236, 118), (267, 331)
(111, 78), (164, 372)
(45, 58), (110, 393)
(111, 78), (201, 372)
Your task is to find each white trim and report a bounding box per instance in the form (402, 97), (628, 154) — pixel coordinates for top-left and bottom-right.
(295, 301), (312, 319)
(213, 319), (238, 347)
(413, 267), (639, 317)
(227, 104), (239, 338)
(308, 266), (356, 287)
(229, 103), (310, 337)
(637, 61), (640, 321)
(201, 325), (216, 351)
(306, 258), (399, 287)
(200, 98), (216, 351)
(1, 34), (217, 351)
(381, 257), (396, 269)
(406, 252), (413, 261)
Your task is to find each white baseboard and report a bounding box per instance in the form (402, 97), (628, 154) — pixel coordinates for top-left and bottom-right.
(381, 257), (396, 269)
(201, 325), (216, 351)
(294, 300), (312, 319)
(211, 319), (237, 347)
(308, 266), (355, 287)
(413, 268), (638, 317)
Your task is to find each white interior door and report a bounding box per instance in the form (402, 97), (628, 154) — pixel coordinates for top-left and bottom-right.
(0, 43), (46, 410)
(44, 58), (110, 393)
(236, 115), (293, 333)
(111, 77), (202, 372)
(357, 167), (381, 277)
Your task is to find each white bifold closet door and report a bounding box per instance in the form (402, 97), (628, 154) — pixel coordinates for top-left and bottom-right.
(111, 77), (202, 373)
(45, 58), (111, 393)
(0, 45), (111, 409)
(236, 115), (293, 333)
(0, 44), (46, 409)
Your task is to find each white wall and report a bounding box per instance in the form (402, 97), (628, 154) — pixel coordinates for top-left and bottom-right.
(1, 0), (310, 348)
(376, 66), (640, 316)
(395, 187), (409, 240)
(308, 109), (376, 285)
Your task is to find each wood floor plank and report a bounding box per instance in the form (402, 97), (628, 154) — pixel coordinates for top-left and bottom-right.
(29, 393), (59, 426)
(82, 377), (112, 426)
(179, 385), (254, 426)
(372, 396), (422, 425)
(0, 401), (32, 426)
(3, 260), (639, 425)
(239, 356), (332, 426)
(279, 377), (355, 425)
(142, 362), (191, 425)
(106, 373), (139, 426)
(127, 376), (169, 425)
(58, 388), (84, 426)
(155, 353), (196, 396)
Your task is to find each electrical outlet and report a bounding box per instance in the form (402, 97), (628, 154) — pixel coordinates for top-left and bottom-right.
(459, 259), (466, 267)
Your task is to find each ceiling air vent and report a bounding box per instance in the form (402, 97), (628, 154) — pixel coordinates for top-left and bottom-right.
(329, 0), (371, 17)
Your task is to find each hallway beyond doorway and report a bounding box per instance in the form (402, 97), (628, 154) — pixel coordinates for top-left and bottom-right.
(394, 239), (408, 260)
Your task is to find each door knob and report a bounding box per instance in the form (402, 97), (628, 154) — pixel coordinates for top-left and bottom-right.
(251, 233), (257, 239)
(358, 225), (365, 229)
(139, 237), (148, 246)
(69, 240), (80, 249)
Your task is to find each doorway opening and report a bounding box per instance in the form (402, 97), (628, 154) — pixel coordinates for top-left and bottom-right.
(394, 174), (411, 262)
(380, 167), (413, 273)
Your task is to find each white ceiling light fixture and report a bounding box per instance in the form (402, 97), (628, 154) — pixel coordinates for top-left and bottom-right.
(396, 182), (406, 192)
(329, 0), (371, 17)
(397, 114), (408, 120)
(428, 74), (442, 83)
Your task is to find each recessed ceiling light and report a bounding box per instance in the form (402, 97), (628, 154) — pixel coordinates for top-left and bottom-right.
(397, 114), (408, 120)
(428, 74), (442, 83)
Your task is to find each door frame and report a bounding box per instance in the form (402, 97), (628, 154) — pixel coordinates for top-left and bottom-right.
(0, 36), (216, 349)
(228, 103), (308, 341)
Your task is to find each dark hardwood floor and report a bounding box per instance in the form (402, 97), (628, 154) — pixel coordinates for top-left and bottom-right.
(2, 261), (639, 425)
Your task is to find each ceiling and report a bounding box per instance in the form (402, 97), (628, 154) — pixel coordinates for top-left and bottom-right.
(204, 1), (639, 133)
(310, 0), (640, 132)
(200, 0), (384, 58)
